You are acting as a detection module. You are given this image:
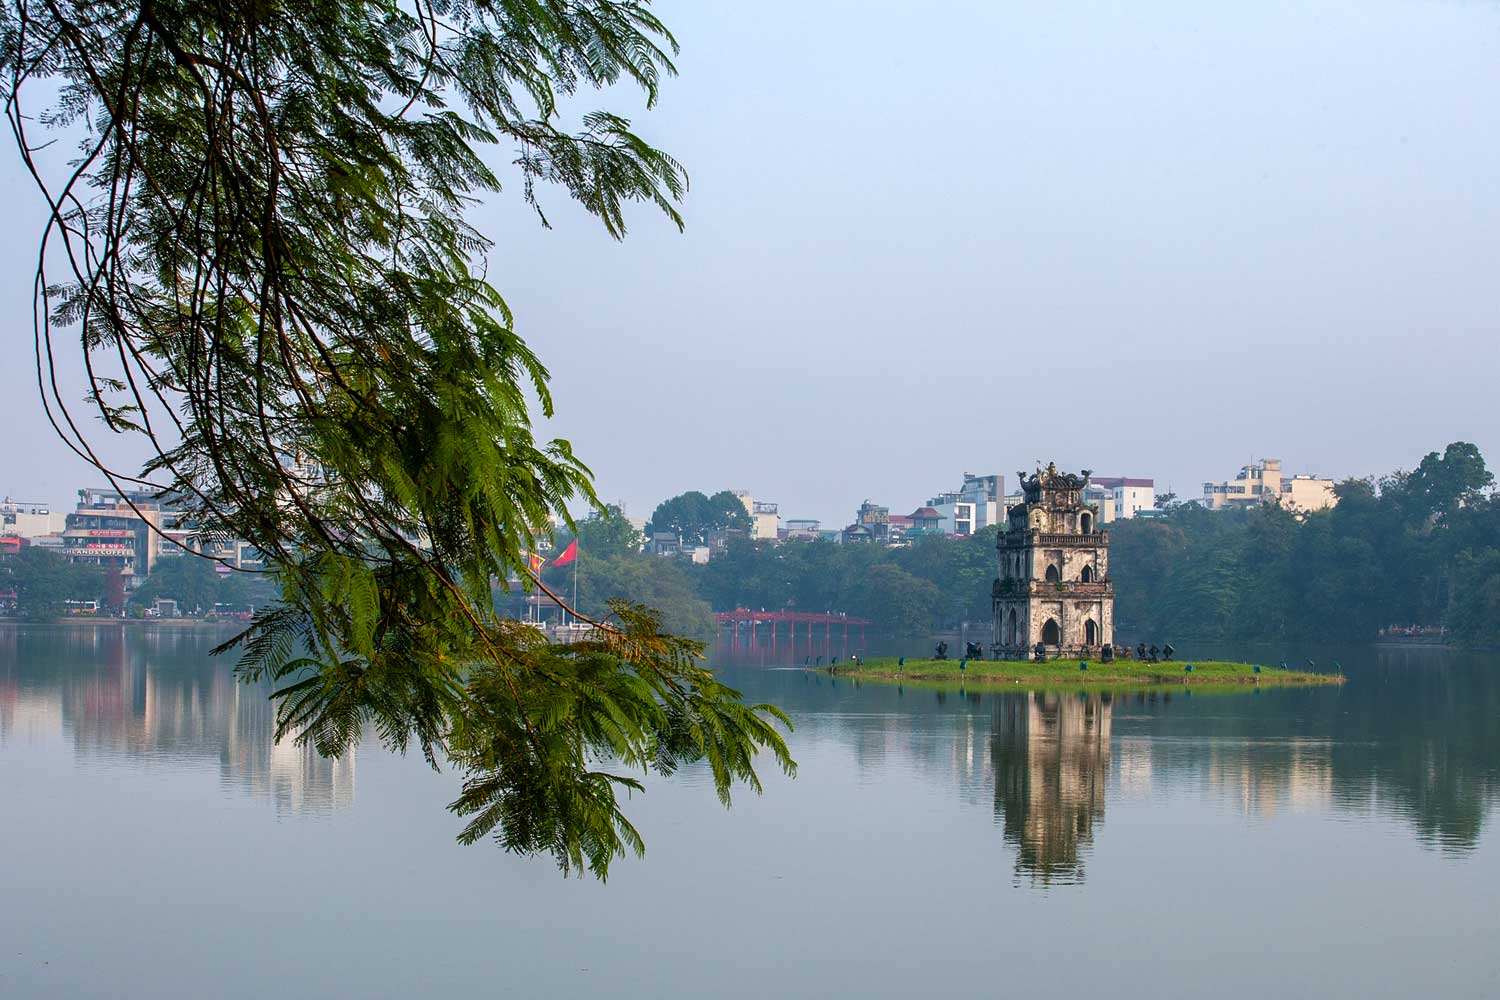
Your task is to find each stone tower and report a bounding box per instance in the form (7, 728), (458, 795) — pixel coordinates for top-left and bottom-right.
(992, 463), (1113, 658)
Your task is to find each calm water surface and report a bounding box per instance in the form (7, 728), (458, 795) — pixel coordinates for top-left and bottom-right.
(2, 626), (1498, 998)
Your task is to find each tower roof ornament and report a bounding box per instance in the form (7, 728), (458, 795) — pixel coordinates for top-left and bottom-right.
(1019, 462), (1090, 496)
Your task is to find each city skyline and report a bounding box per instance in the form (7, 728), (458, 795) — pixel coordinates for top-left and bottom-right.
(9, 450), (1350, 541)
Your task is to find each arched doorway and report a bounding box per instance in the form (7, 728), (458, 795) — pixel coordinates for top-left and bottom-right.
(1085, 619), (1097, 645)
(1080, 564), (1093, 583)
(1006, 609), (1017, 645)
(1080, 511), (1093, 534)
(1045, 563), (1060, 583)
(1041, 618), (1060, 646)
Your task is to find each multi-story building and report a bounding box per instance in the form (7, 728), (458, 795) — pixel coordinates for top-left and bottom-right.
(927, 472), (1005, 537)
(731, 491), (781, 541)
(751, 501), (779, 541)
(1088, 477), (1156, 521)
(843, 499), (892, 543)
(155, 506), (249, 566)
(1202, 458), (1336, 514)
(64, 488), (165, 581)
(0, 497), (68, 540)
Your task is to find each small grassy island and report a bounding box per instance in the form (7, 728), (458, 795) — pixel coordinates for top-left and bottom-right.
(826, 657), (1342, 689)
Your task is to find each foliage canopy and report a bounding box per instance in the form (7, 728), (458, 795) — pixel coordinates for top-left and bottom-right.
(649, 490), (752, 546)
(0, 0), (791, 876)
(0, 547), (104, 615)
(1112, 442), (1500, 644)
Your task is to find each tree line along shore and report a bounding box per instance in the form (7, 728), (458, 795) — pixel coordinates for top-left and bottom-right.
(5, 443), (1496, 652)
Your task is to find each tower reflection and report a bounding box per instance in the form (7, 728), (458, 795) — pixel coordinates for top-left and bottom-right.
(990, 692), (1112, 884)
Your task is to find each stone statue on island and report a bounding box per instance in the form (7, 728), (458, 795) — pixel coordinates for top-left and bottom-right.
(934, 640), (949, 660)
(993, 462), (1114, 660)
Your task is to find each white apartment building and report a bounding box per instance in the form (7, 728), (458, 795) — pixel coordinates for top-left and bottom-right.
(1, 497), (67, 539)
(1089, 477), (1156, 522)
(927, 472), (1004, 537)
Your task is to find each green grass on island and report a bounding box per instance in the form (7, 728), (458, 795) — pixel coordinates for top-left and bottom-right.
(825, 656), (1342, 688)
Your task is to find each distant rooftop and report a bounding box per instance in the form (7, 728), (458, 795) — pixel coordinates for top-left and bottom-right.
(1090, 476), (1154, 489)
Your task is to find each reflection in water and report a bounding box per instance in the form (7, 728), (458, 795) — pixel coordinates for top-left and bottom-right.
(3, 629), (1498, 868)
(0, 625), (353, 815)
(1204, 737), (1332, 819)
(745, 645), (1500, 881)
(991, 692), (1111, 884)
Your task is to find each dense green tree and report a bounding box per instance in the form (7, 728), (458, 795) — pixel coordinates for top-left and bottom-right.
(2, 0), (790, 877)
(691, 532), (983, 635)
(2, 548), (104, 615)
(572, 551), (713, 638)
(708, 491), (755, 531)
(1403, 442), (1494, 523)
(131, 556), (280, 611)
(893, 528), (997, 624)
(1110, 443), (1500, 644)
(570, 505), (643, 559)
(648, 490), (750, 545)
(850, 563), (941, 637)
(130, 557), (221, 612)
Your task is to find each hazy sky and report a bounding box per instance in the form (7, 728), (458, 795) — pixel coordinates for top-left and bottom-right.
(4, 0), (1499, 527)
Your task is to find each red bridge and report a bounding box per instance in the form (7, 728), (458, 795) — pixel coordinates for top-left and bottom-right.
(714, 608), (870, 657)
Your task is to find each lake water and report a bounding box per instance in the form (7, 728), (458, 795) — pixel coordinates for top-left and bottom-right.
(2, 625), (1498, 998)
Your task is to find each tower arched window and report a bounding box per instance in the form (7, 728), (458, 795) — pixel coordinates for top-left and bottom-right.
(1080, 564), (1093, 583)
(1045, 564), (1060, 584)
(1041, 618), (1060, 646)
(1080, 511), (1093, 534)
